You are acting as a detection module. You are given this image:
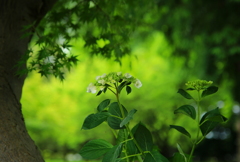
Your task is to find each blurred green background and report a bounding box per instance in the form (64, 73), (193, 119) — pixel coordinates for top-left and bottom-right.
(21, 32), (238, 162)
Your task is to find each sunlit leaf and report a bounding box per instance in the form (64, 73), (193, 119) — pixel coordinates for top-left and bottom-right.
(174, 105), (196, 120)
(79, 139), (113, 160)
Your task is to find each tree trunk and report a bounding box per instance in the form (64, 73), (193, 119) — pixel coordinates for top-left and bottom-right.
(0, 0), (57, 161)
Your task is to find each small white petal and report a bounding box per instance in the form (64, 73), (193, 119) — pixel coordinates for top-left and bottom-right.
(96, 76), (101, 80)
(101, 73), (106, 78)
(87, 83), (97, 93)
(98, 79), (106, 85)
(134, 79), (142, 88)
(124, 73), (132, 78)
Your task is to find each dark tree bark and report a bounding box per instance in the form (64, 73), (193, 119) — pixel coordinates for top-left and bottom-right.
(0, 0), (57, 161)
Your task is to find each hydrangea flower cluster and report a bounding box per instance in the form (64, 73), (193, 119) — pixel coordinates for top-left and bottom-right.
(185, 80), (213, 91)
(87, 72), (142, 94)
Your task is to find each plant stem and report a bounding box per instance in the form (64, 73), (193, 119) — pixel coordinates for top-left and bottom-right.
(188, 90), (201, 162)
(115, 89), (143, 162)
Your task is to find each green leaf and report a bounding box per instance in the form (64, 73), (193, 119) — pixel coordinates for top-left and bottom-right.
(144, 150), (169, 162)
(132, 122), (153, 151)
(200, 121), (219, 137)
(126, 86), (132, 95)
(200, 108), (227, 136)
(176, 143), (187, 162)
(200, 108), (227, 124)
(201, 86), (218, 98)
(174, 105), (196, 120)
(120, 109), (137, 127)
(107, 102), (128, 129)
(82, 112), (110, 130)
(118, 81), (127, 92)
(108, 102), (128, 118)
(170, 125), (191, 138)
(118, 81), (131, 93)
(116, 129), (126, 144)
(170, 153), (192, 162)
(108, 117), (125, 129)
(96, 90), (102, 96)
(79, 139), (113, 160)
(177, 89), (193, 99)
(102, 143), (122, 162)
(97, 99), (111, 112)
(126, 140), (138, 160)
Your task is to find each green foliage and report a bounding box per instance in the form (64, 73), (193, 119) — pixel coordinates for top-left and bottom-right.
(170, 125), (191, 139)
(132, 122), (153, 152)
(170, 153), (191, 162)
(80, 72), (167, 162)
(200, 108), (227, 136)
(174, 105), (196, 120)
(144, 150), (169, 162)
(79, 139), (113, 159)
(81, 112), (110, 130)
(20, 0), (157, 80)
(177, 89), (193, 100)
(120, 109), (137, 127)
(171, 80), (227, 162)
(201, 86), (218, 98)
(97, 99), (111, 112)
(102, 143), (122, 162)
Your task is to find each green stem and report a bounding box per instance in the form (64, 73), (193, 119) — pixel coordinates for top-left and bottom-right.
(115, 87), (143, 162)
(188, 91), (201, 162)
(108, 87), (117, 95)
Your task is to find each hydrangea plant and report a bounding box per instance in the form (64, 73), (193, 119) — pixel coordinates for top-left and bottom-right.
(170, 80), (227, 162)
(80, 74), (227, 162)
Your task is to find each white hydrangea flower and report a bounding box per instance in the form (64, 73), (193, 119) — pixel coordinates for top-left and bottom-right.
(124, 73), (132, 78)
(98, 79), (106, 85)
(87, 83), (97, 93)
(96, 76), (101, 80)
(134, 79), (142, 88)
(101, 73), (106, 78)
